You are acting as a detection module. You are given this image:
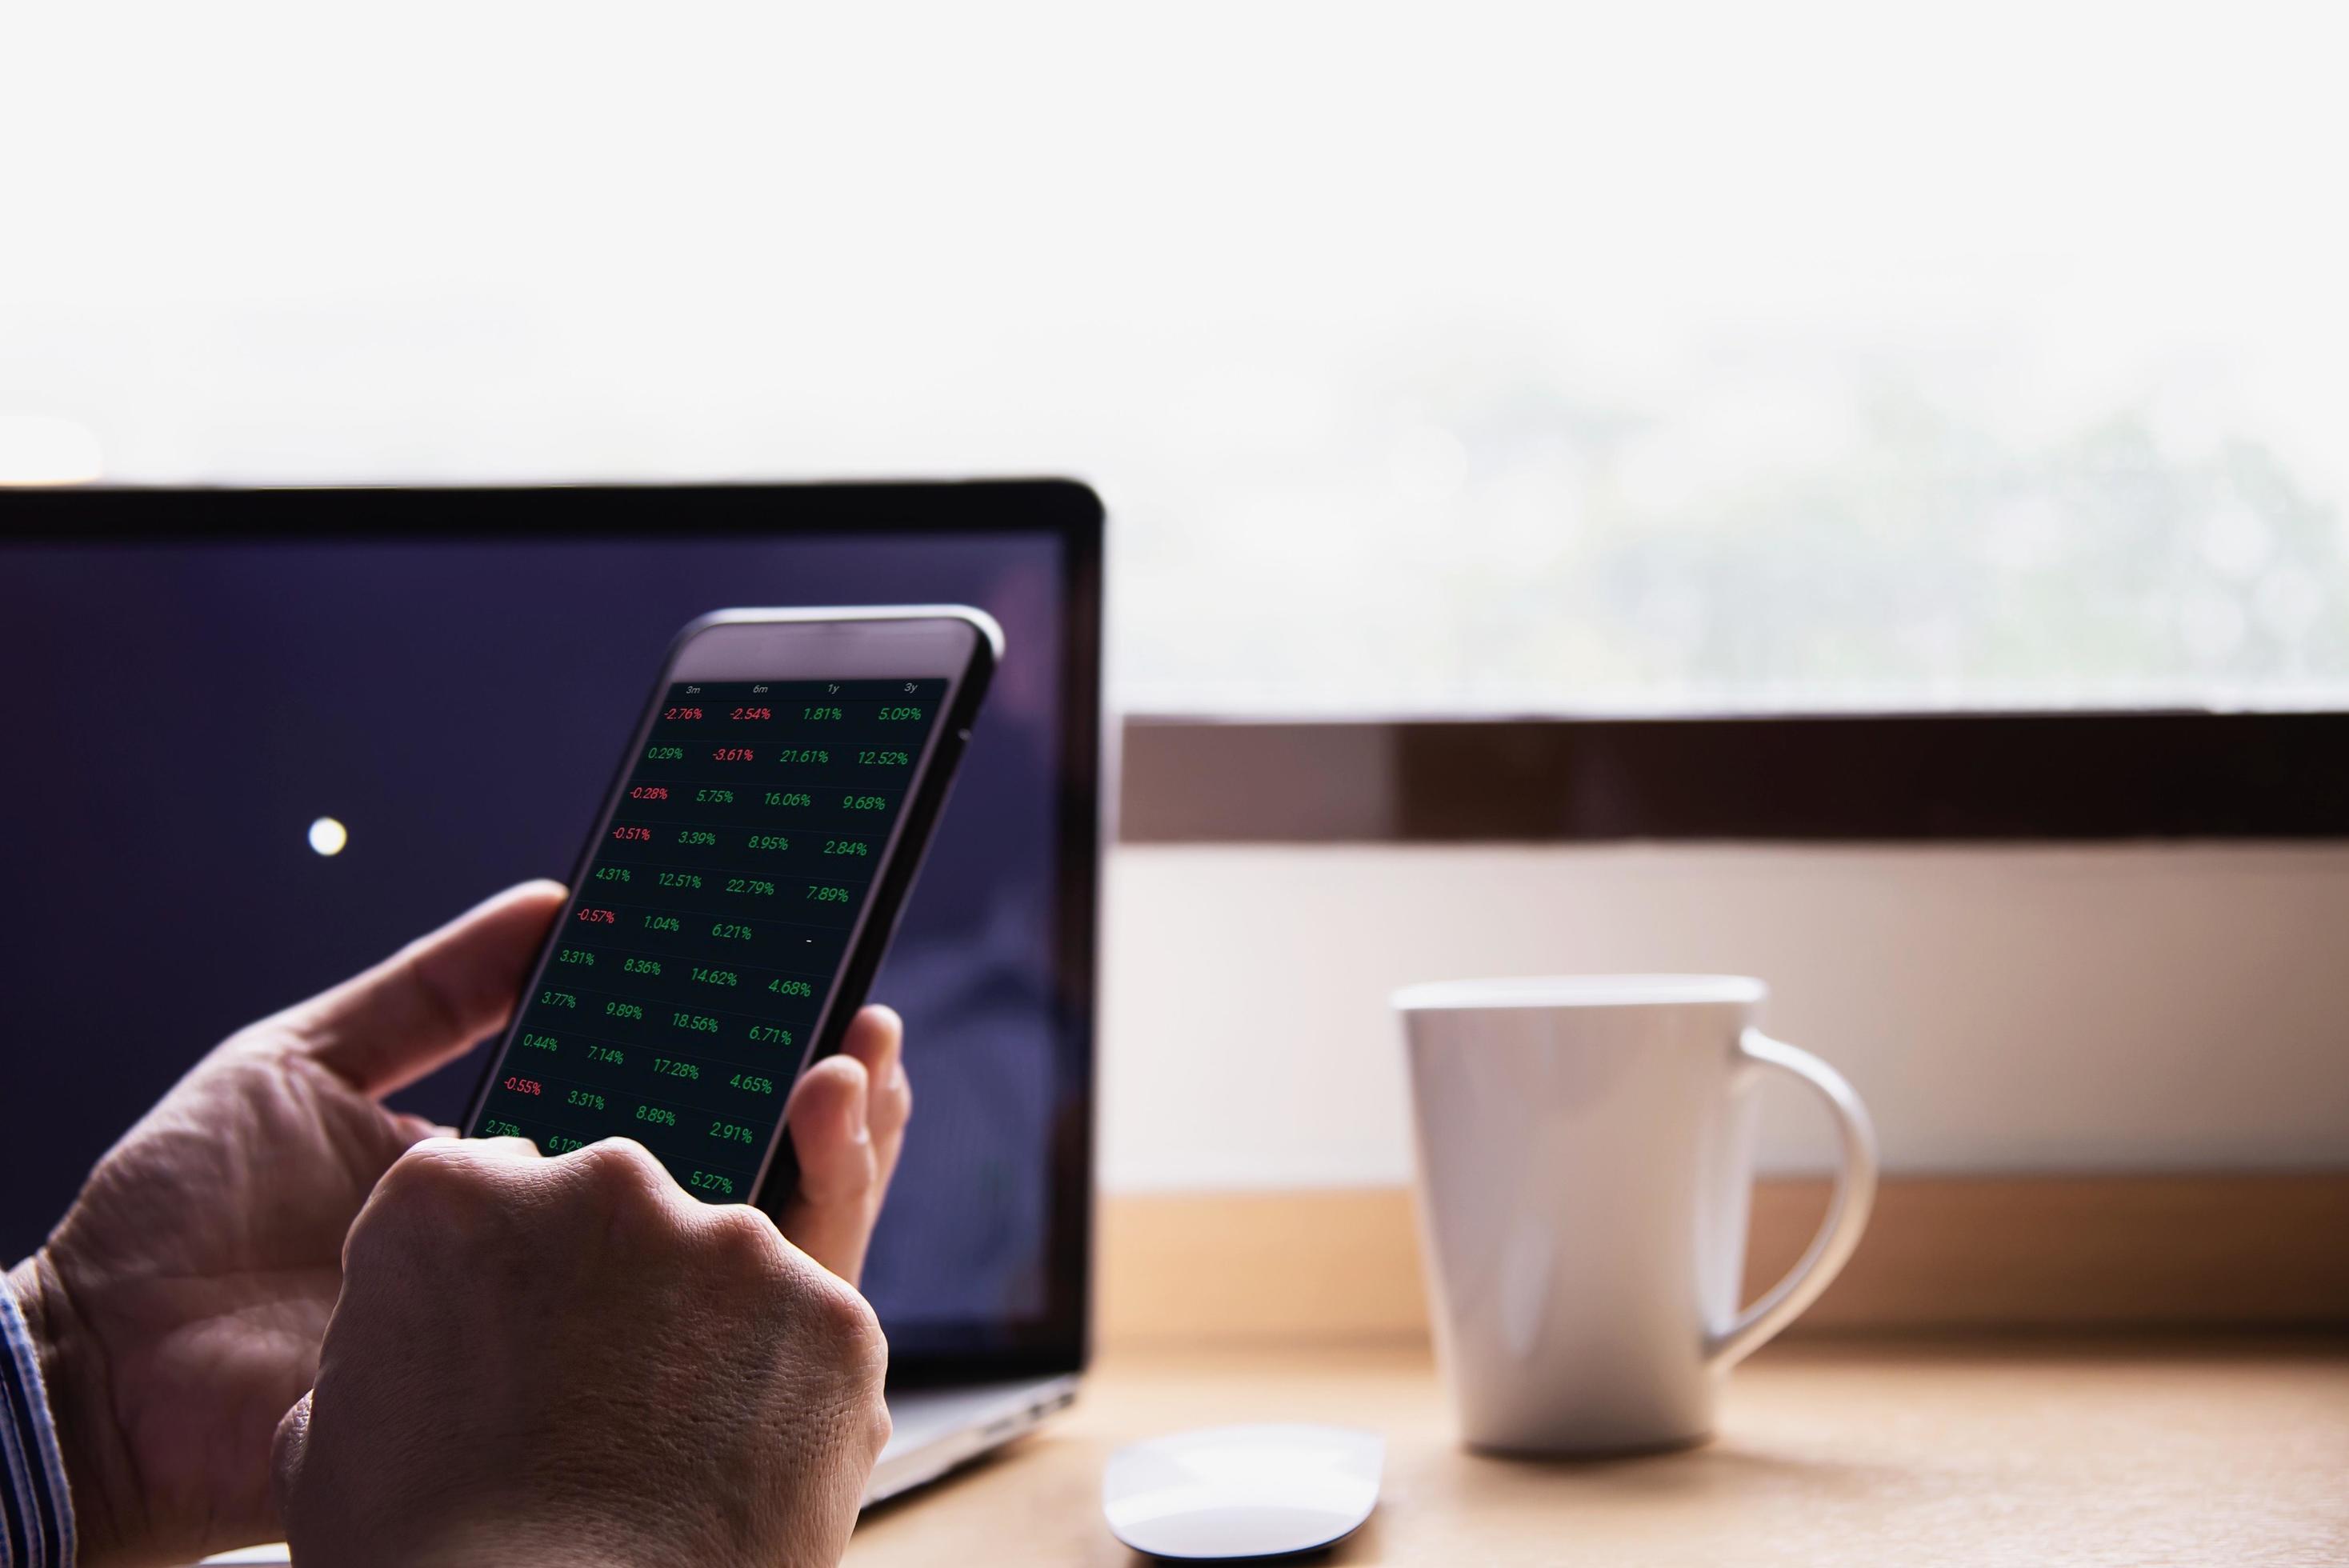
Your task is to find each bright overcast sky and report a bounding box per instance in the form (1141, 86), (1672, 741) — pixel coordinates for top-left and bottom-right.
(7, 1), (2345, 709)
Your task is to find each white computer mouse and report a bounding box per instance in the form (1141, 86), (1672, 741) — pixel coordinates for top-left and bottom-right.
(1102, 1423), (1384, 1561)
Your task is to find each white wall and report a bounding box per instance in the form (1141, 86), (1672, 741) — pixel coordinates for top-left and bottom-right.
(1098, 843), (2349, 1191)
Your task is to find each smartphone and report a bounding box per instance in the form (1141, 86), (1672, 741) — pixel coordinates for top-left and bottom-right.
(463, 606), (1001, 1209)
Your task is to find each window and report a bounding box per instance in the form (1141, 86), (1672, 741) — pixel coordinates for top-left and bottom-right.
(5, 2), (2343, 712)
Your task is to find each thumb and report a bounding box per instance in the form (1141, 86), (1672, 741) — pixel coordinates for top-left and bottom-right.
(282, 880), (567, 1098)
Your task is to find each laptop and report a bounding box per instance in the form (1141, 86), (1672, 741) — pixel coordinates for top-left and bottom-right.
(0, 482), (1104, 1554)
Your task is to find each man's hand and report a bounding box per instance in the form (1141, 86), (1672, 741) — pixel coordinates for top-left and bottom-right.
(1, 881), (912, 1566)
(272, 1136), (890, 1568)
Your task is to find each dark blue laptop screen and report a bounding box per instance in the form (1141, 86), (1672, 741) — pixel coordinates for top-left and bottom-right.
(0, 526), (1074, 1356)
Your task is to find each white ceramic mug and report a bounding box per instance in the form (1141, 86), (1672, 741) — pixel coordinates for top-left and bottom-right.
(1394, 975), (1877, 1454)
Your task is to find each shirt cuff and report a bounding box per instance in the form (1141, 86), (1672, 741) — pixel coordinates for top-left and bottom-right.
(0, 1282), (76, 1568)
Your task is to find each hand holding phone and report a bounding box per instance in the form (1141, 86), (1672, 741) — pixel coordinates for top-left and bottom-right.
(464, 607), (998, 1210)
(278, 1133), (892, 1568)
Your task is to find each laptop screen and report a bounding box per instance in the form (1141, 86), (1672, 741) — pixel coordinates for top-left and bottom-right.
(0, 483), (1099, 1375)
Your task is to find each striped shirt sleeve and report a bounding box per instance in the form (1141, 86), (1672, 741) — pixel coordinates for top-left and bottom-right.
(0, 1282), (76, 1568)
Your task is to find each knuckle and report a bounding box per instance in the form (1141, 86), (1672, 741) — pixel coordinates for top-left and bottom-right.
(374, 1139), (491, 1212)
(698, 1205), (787, 1274)
(861, 1383), (894, 1459)
(808, 1274), (889, 1383)
(269, 1391), (312, 1504)
(354, 1142), (517, 1267)
(872, 1070), (910, 1132)
(567, 1137), (671, 1207)
(814, 1147), (878, 1203)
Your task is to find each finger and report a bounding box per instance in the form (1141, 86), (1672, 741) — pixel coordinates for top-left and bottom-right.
(284, 881), (567, 1097)
(781, 1054), (878, 1282)
(398, 1133), (546, 1169)
(391, 1113), (458, 1144)
(778, 1007), (910, 1282)
(839, 1005), (910, 1190)
(354, 1134), (547, 1230)
(347, 1135), (554, 1271)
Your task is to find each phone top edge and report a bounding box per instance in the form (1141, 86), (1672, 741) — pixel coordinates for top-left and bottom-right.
(679, 605), (1003, 647)
(670, 607), (1002, 678)
(668, 609), (999, 686)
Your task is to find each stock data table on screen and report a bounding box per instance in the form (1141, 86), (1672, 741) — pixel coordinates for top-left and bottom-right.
(472, 678), (945, 1199)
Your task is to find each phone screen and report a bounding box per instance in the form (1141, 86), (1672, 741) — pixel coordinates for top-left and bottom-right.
(470, 676), (948, 1201)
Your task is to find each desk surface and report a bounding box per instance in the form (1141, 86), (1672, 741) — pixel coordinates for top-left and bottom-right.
(847, 1338), (2349, 1566)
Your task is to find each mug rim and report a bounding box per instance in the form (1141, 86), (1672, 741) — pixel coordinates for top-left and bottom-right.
(1391, 974), (1767, 1011)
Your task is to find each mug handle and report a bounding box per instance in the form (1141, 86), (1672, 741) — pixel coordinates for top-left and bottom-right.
(1705, 1029), (1880, 1370)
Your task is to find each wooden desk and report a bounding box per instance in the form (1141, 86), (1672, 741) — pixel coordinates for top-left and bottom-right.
(847, 1338), (2349, 1566)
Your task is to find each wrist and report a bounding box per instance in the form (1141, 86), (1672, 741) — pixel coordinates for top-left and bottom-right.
(393, 1519), (662, 1568)
(6, 1250), (134, 1568)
